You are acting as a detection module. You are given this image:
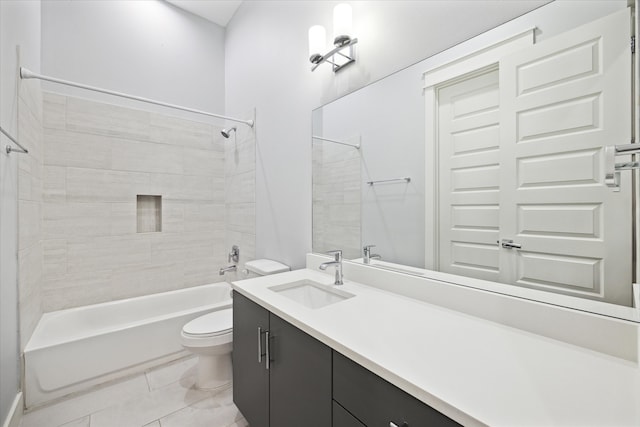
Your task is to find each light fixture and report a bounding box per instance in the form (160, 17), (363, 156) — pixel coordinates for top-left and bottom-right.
(308, 3), (358, 72)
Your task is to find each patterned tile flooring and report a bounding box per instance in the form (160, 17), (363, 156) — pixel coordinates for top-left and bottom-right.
(20, 356), (247, 427)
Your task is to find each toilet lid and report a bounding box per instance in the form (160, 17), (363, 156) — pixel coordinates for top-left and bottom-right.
(183, 309), (232, 336)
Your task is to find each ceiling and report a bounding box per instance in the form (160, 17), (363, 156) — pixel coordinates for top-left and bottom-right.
(166, 0), (243, 27)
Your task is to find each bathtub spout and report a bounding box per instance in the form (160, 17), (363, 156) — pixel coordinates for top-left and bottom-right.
(219, 265), (237, 275)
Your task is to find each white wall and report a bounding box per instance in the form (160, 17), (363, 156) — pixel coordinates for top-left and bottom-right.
(225, 0), (550, 269)
(0, 0), (41, 423)
(41, 0), (226, 120)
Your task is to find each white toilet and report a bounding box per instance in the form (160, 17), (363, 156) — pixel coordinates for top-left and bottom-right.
(181, 259), (290, 390)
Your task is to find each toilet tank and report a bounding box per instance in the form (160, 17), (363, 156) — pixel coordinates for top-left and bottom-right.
(243, 259), (290, 278)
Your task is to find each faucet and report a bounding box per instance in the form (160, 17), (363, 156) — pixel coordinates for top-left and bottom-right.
(319, 250), (343, 285)
(219, 265), (237, 275)
(363, 245), (381, 264)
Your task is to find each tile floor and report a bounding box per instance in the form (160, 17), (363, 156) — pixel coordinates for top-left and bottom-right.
(20, 356), (248, 427)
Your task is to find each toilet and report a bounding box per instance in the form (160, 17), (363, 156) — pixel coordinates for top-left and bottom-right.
(181, 259), (290, 390)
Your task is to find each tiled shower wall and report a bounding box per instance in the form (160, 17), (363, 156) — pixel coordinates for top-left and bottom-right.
(312, 141), (361, 259)
(18, 78), (44, 346)
(35, 92), (255, 312)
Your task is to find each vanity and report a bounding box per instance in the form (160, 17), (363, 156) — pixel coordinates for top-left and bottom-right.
(231, 255), (640, 427)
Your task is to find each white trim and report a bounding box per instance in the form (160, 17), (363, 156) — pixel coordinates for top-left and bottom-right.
(2, 392), (23, 427)
(633, 283), (640, 309)
(423, 30), (535, 270)
(422, 28), (535, 88)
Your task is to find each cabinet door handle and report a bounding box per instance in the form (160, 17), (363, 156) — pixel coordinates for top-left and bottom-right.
(257, 327), (264, 363)
(390, 422), (408, 427)
(265, 330), (271, 370)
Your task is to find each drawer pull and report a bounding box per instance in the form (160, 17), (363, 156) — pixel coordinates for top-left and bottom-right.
(389, 422), (408, 427)
(257, 327), (264, 363)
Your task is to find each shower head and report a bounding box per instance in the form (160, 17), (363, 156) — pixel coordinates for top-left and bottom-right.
(221, 126), (237, 138)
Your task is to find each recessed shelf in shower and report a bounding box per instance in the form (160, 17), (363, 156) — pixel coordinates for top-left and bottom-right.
(137, 195), (162, 233)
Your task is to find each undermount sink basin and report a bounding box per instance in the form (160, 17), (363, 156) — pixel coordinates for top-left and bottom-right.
(269, 280), (355, 309)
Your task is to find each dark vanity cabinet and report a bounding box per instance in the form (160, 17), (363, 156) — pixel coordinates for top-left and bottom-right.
(233, 290), (460, 427)
(333, 352), (461, 427)
(232, 291), (332, 427)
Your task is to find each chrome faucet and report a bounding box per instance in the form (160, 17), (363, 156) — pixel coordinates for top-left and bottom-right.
(219, 265), (237, 275)
(319, 250), (343, 285)
(363, 245), (381, 264)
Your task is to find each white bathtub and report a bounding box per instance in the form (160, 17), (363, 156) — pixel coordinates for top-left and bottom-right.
(24, 283), (232, 408)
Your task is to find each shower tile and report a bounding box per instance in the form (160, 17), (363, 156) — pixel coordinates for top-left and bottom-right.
(109, 262), (185, 301)
(43, 165), (66, 202)
(161, 200), (185, 233)
(225, 137), (255, 176)
(226, 203), (255, 234)
(20, 78), (44, 123)
(184, 146), (225, 176)
(66, 235), (151, 274)
(150, 174), (223, 201)
(43, 202), (112, 239)
(66, 97), (151, 141)
(44, 129), (112, 170)
(43, 92), (66, 130)
(19, 200), (41, 250)
(145, 356), (198, 391)
(66, 167), (151, 203)
(225, 170), (255, 204)
(43, 239), (67, 279)
(149, 113), (214, 150)
(42, 277), (112, 311)
(89, 376), (211, 427)
(110, 202), (137, 236)
(184, 202), (225, 232)
(21, 375), (148, 427)
(111, 139), (184, 175)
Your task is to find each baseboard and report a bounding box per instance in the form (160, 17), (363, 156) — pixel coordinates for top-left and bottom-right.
(1, 392), (23, 427)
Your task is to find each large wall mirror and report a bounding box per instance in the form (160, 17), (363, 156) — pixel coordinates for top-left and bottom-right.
(312, 0), (640, 320)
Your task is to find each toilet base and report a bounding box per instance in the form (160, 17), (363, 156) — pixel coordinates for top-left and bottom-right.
(195, 352), (232, 390)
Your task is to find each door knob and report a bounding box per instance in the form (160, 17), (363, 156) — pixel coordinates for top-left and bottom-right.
(499, 239), (522, 249)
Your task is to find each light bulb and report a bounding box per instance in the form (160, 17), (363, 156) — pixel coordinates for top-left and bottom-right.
(308, 25), (326, 64)
(333, 3), (352, 46)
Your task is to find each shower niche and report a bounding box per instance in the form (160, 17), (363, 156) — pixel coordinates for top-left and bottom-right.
(137, 195), (162, 233)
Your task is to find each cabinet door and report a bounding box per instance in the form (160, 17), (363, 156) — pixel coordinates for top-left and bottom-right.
(333, 401), (367, 427)
(333, 351), (461, 427)
(232, 291), (270, 427)
(269, 314), (332, 427)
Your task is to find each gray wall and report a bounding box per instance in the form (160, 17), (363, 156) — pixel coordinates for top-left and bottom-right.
(224, 0), (550, 269)
(41, 0), (226, 117)
(0, 0), (41, 423)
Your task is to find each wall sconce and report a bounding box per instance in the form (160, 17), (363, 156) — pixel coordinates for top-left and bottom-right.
(308, 3), (358, 72)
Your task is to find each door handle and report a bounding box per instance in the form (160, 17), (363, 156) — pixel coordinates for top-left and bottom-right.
(499, 239), (522, 249)
(257, 327), (264, 363)
(265, 331), (271, 370)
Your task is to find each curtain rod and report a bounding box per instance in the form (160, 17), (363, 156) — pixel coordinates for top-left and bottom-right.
(312, 135), (360, 149)
(0, 125), (28, 154)
(20, 67), (254, 128)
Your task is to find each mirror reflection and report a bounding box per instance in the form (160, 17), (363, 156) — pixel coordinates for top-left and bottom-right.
(312, 1), (638, 311)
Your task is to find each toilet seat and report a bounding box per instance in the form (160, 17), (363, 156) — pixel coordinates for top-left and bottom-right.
(182, 309), (232, 337)
(181, 309), (233, 348)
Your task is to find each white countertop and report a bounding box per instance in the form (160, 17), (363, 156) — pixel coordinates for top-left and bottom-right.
(232, 268), (640, 427)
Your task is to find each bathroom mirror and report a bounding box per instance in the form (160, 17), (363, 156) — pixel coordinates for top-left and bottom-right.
(312, 1), (640, 319)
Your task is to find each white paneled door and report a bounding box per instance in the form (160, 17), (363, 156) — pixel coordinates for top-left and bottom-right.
(438, 8), (633, 305)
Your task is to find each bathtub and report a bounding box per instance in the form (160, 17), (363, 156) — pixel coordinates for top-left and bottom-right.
(24, 283), (232, 408)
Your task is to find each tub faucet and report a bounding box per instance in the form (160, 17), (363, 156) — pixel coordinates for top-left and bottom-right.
(319, 250), (343, 285)
(363, 245), (381, 264)
(219, 265), (237, 276)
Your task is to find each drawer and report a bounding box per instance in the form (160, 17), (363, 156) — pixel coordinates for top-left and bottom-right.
(333, 400), (366, 427)
(333, 351), (461, 427)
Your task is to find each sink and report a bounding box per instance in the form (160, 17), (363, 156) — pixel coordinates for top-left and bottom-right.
(269, 280), (355, 309)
